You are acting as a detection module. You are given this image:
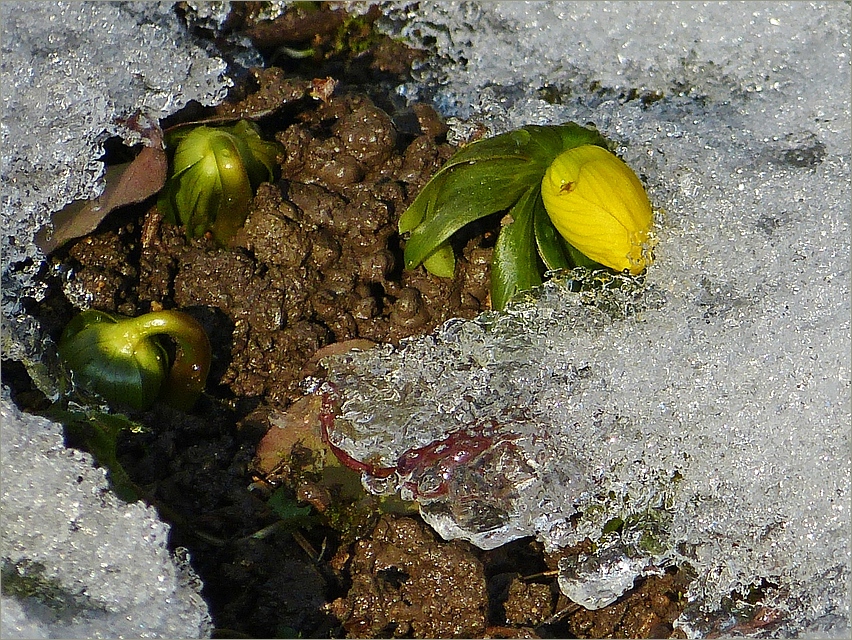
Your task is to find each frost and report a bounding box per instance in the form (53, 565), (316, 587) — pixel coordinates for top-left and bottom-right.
(325, 2), (851, 636)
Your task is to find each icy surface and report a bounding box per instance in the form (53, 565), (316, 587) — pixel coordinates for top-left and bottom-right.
(1, 1), (230, 364)
(0, 396), (213, 639)
(321, 2), (851, 636)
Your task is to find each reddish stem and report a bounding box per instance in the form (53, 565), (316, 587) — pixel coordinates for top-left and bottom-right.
(318, 390), (396, 478)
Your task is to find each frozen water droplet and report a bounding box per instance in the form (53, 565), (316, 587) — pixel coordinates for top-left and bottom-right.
(557, 540), (653, 610)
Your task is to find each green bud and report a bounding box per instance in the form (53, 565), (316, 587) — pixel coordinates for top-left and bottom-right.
(158, 120), (281, 245)
(58, 309), (212, 411)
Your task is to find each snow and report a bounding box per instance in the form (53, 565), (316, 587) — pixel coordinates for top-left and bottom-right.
(1, 394), (213, 638)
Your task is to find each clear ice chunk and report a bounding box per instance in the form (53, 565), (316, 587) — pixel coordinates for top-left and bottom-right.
(556, 538), (655, 611)
(321, 273), (686, 554)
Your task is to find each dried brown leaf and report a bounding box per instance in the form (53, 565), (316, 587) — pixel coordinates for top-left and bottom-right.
(37, 122), (167, 254)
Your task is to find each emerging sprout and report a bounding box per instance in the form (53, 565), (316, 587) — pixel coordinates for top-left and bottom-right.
(58, 309), (212, 411)
(157, 120), (281, 245)
(399, 123), (654, 310)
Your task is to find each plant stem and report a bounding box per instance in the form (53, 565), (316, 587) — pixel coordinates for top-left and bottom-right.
(126, 310), (211, 411)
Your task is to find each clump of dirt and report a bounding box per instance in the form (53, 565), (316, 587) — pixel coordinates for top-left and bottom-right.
(503, 578), (555, 627)
(126, 90), (491, 410)
(328, 515), (488, 638)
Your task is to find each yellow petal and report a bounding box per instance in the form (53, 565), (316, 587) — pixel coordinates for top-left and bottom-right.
(541, 145), (653, 274)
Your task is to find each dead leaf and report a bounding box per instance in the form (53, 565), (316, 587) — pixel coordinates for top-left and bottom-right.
(36, 121), (167, 254)
(255, 395), (326, 478)
(310, 76), (338, 103)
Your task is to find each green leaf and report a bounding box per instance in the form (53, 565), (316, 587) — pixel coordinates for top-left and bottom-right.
(209, 135), (255, 242)
(440, 128), (537, 167)
(444, 123), (609, 170)
(491, 187), (544, 310)
(438, 124), (574, 169)
(402, 158), (543, 269)
(267, 488), (317, 530)
(60, 307), (119, 336)
(232, 120), (280, 182)
(533, 190), (572, 272)
(422, 241), (456, 277)
(553, 121), (613, 154)
(398, 171), (446, 234)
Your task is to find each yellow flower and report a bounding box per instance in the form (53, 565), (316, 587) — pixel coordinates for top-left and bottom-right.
(541, 144), (653, 274)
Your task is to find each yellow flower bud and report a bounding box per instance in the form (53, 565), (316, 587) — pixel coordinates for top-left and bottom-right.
(541, 144), (653, 274)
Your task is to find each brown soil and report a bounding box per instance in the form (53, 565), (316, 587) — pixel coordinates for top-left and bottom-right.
(15, 4), (691, 638)
(328, 515), (489, 638)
